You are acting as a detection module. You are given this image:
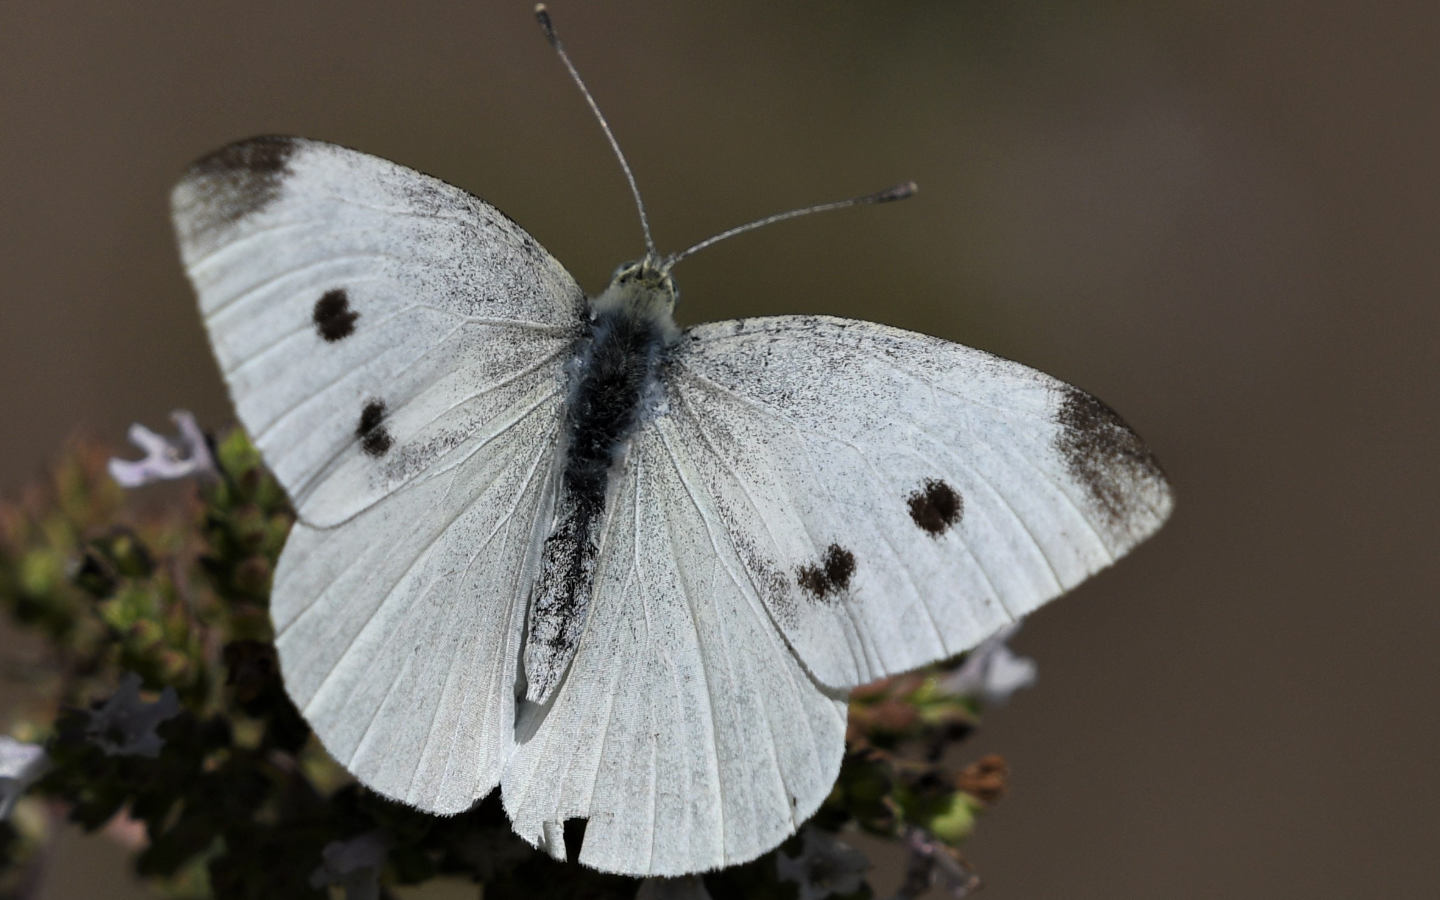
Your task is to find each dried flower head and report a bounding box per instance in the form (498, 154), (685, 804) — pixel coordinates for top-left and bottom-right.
(309, 831), (388, 900)
(775, 827), (869, 900)
(83, 672), (180, 758)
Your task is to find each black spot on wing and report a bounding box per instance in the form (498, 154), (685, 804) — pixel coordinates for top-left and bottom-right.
(824, 546), (856, 588)
(797, 544), (856, 601)
(907, 478), (963, 536)
(176, 136), (298, 241)
(1054, 386), (1166, 528)
(312, 288), (358, 342)
(356, 399), (393, 457)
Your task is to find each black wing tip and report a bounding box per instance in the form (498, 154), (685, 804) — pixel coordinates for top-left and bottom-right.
(1054, 384), (1173, 534)
(182, 135), (303, 178)
(173, 136), (305, 248)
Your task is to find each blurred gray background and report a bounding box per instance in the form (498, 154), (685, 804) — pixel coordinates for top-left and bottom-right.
(2, 1), (1437, 897)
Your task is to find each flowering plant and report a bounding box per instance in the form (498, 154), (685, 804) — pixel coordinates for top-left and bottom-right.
(0, 419), (1032, 899)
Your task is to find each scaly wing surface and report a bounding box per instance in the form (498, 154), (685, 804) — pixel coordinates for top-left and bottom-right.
(172, 136), (582, 528)
(503, 416), (849, 875)
(665, 315), (1173, 690)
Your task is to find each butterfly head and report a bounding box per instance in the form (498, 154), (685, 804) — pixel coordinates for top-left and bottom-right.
(591, 257), (680, 340)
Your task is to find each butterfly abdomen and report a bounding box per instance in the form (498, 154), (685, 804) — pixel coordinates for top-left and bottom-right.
(523, 306), (670, 704)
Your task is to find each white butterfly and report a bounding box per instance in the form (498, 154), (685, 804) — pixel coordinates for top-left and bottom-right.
(172, 10), (1171, 878)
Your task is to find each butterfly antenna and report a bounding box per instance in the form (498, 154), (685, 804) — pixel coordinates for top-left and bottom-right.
(662, 181), (918, 272)
(535, 4), (658, 261)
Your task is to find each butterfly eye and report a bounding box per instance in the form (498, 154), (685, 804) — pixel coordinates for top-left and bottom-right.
(610, 261), (642, 284)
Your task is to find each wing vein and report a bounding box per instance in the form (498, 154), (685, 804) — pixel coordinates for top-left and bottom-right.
(678, 364), (1034, 630)
(203, 252), (411, 319)
(658, 423), (801, 855)
(276, 393), (559, 670)
(409, 420), (560, 803)
(654, 439), (729, 861)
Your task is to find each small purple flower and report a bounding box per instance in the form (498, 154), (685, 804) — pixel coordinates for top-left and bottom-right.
(84, 672), (180, 758)
(939, 623), (1037, 706)
(776, 827), (870, 900)
(309, 830), (388, 900)
(0, 736), (48, 820)
(635, 875), (713, 900)
(108, 410), (214, 487)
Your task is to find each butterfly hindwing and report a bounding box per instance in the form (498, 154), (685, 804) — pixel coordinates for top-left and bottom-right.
(272, 393), (562, 812)
(502, 418), (848, 875)
(172, 136), (584, 527)
(666, 315), (1173, 689)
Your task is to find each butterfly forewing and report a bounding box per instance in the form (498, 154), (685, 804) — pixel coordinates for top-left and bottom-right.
(171, 137), (584, 527)
(666, 315), (1172, 689)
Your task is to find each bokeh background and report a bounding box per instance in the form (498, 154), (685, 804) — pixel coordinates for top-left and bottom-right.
(3, 1), (1437, 897)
